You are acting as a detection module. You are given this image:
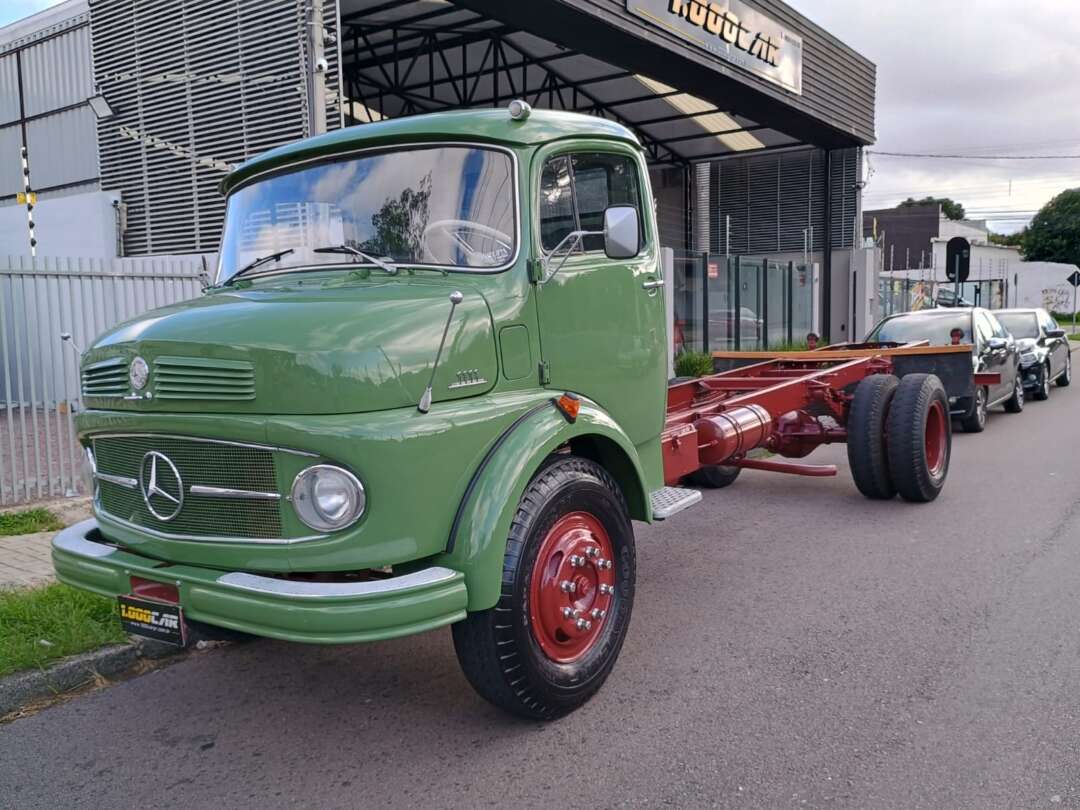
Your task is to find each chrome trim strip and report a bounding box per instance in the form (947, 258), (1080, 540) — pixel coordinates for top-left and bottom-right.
(96, 472), (138, 489)
(216, 567), (459, 599)
(219, 141), (521, 279)
(189, 485), (281, 501)
(52, 520), (116, 558)
(96, 507), (326, 546)
(89, 433), (318, 458)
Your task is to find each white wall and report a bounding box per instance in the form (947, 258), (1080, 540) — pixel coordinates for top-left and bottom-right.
(0, 190), (120, 258)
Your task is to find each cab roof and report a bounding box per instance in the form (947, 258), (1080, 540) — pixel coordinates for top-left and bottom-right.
(221, 108), (641, 195)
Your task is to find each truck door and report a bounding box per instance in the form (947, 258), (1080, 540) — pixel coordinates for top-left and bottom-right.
(532, 148), (667, 446)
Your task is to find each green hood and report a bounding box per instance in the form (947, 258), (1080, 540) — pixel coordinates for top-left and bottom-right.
(82, 279), (498, 415)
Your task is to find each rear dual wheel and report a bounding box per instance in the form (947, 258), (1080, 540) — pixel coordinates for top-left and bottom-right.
(453, 456), (635, 721)
(848, 373), (951, 503)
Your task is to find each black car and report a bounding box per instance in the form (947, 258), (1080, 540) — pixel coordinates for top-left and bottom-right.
(865, 307), (1023, 433)
(993, 308), (1072, 400)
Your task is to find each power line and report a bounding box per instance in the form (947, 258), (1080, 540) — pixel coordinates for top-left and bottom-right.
(868, 150), (1080, 161)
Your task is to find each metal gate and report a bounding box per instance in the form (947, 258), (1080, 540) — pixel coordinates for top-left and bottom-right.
(0, 255), (205, 504)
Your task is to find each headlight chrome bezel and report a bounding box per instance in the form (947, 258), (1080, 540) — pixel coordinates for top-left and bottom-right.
(290, 464), (366, 533)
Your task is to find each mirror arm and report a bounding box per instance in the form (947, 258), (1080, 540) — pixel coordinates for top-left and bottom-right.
(540, 229), (602, 284)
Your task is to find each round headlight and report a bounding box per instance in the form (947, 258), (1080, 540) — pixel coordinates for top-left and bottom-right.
(291, 465), (365, 532)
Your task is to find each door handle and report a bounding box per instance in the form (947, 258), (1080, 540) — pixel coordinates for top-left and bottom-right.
(642, 278), (664, 290)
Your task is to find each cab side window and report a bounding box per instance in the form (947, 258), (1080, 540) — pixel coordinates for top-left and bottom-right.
(538, 152), (644, 255)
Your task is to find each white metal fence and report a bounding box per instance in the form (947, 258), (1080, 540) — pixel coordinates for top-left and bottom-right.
(2, 255), (206, 504)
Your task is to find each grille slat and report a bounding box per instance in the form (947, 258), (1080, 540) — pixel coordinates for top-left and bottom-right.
(94, 435), (282, 540)
(153, 356), (256, 401)
(82, 357), (128, 398)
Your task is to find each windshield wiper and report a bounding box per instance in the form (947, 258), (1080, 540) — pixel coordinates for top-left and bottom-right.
(313, 244), (398, 275)
(224, 248), (295, 286)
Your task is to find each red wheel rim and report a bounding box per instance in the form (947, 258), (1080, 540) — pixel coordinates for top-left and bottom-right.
(528, 511), (616, 663)
(924, 399), (947, 477)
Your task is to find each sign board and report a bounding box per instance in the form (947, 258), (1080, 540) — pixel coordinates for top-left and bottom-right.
(1068, 270), (1080, 288)
(16, 191), (36, 205)
(945, 237), (971, 283)
(627, 0), (803, 95)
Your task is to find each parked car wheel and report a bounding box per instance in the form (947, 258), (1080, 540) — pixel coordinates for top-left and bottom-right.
(959, 386), (988, 433)
(1004, 374), (1025, 413)
(452, 456), (636, 721)
(1058, 351), (1072, 387)
(886, 374), (951, 503)
(847, 374), (899, 500)
(1033, 363), (1051, 401)
(687, 464), (742, 489)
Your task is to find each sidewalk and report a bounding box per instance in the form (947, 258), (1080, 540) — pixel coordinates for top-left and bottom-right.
(0, 498), (91, 590)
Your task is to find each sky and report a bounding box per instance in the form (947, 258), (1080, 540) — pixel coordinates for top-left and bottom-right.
(5, 0), (1080, 234)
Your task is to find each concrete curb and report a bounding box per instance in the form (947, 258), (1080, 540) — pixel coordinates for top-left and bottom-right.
(0, 636), (182, 717)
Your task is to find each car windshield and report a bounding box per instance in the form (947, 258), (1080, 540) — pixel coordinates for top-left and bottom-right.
(868, 312), (972, 346)
(995, 312), (1040, 339)
(216, 145), (516, 284)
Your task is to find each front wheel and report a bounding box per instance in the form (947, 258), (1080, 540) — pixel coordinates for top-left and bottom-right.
(452, 456), (636, 720)
(960, 386), (987, 433)
(1034, 363), (1051, 401)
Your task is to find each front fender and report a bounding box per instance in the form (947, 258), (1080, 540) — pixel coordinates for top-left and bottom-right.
(437, 397), (651, 611)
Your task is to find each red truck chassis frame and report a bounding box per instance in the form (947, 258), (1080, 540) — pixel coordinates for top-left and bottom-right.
(661, 342), (998, 486)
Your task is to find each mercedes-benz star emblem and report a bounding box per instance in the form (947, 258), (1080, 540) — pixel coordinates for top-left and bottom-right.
(139, 451), (184, 522)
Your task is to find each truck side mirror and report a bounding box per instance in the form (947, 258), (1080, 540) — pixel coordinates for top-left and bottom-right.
(603, 206), (639, 260)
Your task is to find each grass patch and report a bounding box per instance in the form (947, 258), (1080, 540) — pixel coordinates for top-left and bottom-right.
(674, 350), (715, 378)
(0, 508), (63, 537)
(1070, 333), (1080, 342)
(0, 583), (126, 677)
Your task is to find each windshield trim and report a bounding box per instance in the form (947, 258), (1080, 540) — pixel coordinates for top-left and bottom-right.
(216, 141), (521, 284)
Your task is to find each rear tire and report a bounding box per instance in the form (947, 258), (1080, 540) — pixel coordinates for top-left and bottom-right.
(886, 374), (951, 503)
(847, 374), (899, 500)
(1058, 352), (1072, 387)
(686, 464), (742, 489)
(959, 386), (987, 433)
(1004, 374), (1025, 413)
(452, 456), (636, 721)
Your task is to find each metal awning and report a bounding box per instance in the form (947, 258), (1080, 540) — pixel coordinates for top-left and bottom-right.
(338, 0), (806, 165)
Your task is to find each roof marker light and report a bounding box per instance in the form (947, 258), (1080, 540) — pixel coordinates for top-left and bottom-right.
(508, 99), (532, 121)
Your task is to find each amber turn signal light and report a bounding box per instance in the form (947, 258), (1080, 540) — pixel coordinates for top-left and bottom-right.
(555, 392), (581, 423)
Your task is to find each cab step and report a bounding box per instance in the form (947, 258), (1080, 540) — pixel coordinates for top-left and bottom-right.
(649, 487), (702, 520)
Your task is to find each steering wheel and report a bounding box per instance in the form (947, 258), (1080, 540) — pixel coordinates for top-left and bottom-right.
(423, 219), (513, 265)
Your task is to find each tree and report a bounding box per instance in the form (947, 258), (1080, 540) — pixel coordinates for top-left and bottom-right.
(1022, 188), (1080, 267)
(899, 196), (966, 221)
(988, 230), (1024, 247)
(356, 173), (433, 260)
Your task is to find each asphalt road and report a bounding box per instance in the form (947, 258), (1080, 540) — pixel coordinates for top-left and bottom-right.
(4, 371), (1080, 809)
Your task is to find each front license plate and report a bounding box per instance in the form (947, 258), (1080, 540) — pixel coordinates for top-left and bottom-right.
(118, 595), (186, 646)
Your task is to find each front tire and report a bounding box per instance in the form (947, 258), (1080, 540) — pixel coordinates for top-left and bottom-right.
(887, 374), (951, 503)
(452, 456), (636, 721)
(1033, 363), (1051, 401)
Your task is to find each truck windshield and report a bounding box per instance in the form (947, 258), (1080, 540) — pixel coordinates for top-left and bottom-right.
(868, 313), (973, 346)
(216, 145), (516, 284)
(994, 312), (1039, 339)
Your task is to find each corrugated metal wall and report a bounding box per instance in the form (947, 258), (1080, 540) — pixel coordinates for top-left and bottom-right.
(91, 0), (343, 256)
(702, 147), (860, 255)
(0, 13), (99, 203)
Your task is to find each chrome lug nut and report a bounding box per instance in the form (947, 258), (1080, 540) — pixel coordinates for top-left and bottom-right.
(590, 608), (607, 620)
(569, 555), (584, 568)
(575, 618), (592, 631)
(560, 580), (576, 594)
(597, 558), (613, 570)
(572, 608), (583, 619)
(599, 583), (615, 596)
(562, 607), (574, 618)
(586, 546), (600, 558)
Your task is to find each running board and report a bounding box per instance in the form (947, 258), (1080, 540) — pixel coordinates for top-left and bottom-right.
(650, 487), (702, 521)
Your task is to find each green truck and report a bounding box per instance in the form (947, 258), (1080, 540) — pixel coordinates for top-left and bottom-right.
(54, 102), (960, 720)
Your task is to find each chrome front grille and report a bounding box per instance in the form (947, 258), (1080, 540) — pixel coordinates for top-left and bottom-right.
(153, 356), (256, 401)
(82, 357), (128, 398)
(93, 434), (283, 540)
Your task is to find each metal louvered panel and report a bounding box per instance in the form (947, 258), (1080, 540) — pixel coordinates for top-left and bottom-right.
(153, 356), (256, 401)
(747, 158), (779, 253)
(693, 162), (710, 253)
(82, 357), (128, 398)
(92, 0), (342, 256)
(778, 150), (812, 252)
